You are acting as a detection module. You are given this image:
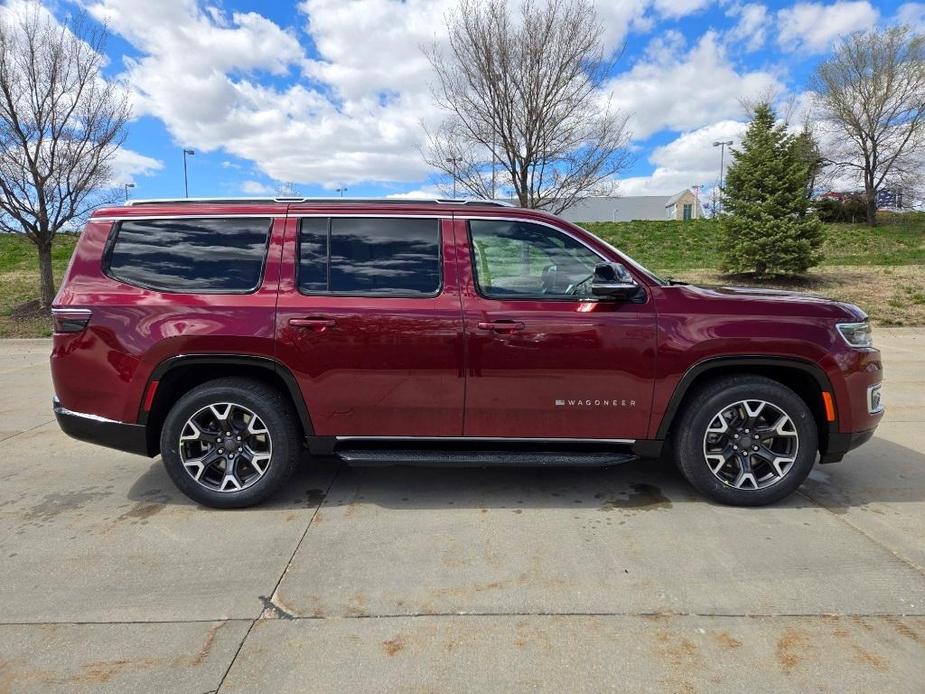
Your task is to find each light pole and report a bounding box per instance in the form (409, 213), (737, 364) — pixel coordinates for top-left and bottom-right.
(335, 187), (347, 197)
(182, 148), (195, 198)
(123, 182), (135, 202)
(446, 156), (462, 198)
(713, 140), (732, 209)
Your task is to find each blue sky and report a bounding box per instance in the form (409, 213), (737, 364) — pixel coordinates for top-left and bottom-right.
(23, 0), (920, 201)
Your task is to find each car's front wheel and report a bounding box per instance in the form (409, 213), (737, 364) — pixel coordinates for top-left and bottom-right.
(672, 375), (818, 506)
(160, 378), (300, 508)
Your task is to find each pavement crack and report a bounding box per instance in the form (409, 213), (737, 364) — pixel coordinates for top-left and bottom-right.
(258, 595), (295, 620)
(215, 465), (341, 692)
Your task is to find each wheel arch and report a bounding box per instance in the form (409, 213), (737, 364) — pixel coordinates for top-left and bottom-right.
(140, 354), (313, 456)
(656, 356), (835, 454)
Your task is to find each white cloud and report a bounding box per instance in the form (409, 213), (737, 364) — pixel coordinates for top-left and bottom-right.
(596, 1), (654, 53)
(385, 186), (448, 200)
(74, 0), (802, 194)
(605, 32), (783, 139)
(726, 3), (769, 52)
(777, 2), (879, 53)
(107, 148), (163, 185)
(895, 2), (925, 30)
(240, 180), (276, 195)
(80, 0), (453, 187)
(617, 120), (747, 196)
(79, 0), (671, 190)
(300, 0), (453, 101)
(653, 0), (710, 20)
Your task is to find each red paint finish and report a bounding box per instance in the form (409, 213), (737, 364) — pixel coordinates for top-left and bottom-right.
(51, 204), (286, 423)
(274, 216), (465, 436)
(645, 282), (881, 436)
(50, 200), (882, 458)
(451, 219), (657, 439)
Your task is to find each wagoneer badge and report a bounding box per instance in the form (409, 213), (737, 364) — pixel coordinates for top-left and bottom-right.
(555, 399), (637, 407)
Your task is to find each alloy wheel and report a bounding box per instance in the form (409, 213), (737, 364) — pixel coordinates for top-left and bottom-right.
(178, 402), (272, 493)
(702, 399), (799, 490)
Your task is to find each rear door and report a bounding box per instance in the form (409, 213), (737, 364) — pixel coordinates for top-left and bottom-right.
(275, 213), (465, 436)
(457, 216), (657, 440)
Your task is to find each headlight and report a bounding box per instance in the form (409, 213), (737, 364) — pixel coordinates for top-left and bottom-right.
(836, 321), (873, 348)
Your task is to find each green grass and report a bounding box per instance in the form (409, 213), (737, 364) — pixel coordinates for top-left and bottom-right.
(580, 211), (925, 274)
(0, 233), (78, 337)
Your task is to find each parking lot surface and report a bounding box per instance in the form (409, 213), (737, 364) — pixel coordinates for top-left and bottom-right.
(0, 332), (923, 692)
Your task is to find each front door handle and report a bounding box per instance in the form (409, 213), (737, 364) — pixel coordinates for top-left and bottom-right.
(477, 320), (525, 333)
(289, 317), (337, 331)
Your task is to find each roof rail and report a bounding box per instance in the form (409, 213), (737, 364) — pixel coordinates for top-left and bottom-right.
(124, 196), (516, 207)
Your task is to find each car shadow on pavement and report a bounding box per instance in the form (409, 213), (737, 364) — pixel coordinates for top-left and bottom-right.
(125, 435), (925, 513)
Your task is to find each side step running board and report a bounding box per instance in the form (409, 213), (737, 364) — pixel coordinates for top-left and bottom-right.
(335, 448), (638, 467)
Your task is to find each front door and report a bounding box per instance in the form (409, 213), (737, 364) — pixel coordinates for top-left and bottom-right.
(458, 218), (657, 440)
(275, 215), (465, 437)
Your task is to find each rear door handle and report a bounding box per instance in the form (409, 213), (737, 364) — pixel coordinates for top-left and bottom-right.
(289, 317), (337, 331)
(477, 320), (525, 333)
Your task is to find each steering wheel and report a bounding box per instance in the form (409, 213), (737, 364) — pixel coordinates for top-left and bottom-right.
(565, 273), (594, 296)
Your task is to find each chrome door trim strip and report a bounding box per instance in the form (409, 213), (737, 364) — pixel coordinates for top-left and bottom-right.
(334, 436), (636, 444)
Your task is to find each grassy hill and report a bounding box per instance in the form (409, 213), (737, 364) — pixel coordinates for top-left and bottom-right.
(0, 233), (78, 337)
(581, 212), (925, 272)
(580, 213), (925, 326)
(1, 212), (923, 336)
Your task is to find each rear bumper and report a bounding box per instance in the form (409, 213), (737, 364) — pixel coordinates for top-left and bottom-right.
(820, 427), (877, 464)
(53, 397), (150, 457)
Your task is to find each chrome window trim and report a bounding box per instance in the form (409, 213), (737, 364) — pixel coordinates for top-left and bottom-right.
(458, 215), (607, 262)
(103, 216), (274, 295)
(295, 216), (444, 298)
(291, 213), (448, 219)
(125, 196), (512, 207)
(92, 213), (288, 222)
(457, 215), (662, 286)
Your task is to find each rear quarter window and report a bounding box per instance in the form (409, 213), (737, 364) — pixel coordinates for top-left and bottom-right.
(106, 217), (272, 293)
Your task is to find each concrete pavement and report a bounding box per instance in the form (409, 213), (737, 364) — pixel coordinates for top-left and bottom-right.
(0, 332), (922, 692)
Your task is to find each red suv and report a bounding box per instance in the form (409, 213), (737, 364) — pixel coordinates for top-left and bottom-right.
(51, 198), (883, 508)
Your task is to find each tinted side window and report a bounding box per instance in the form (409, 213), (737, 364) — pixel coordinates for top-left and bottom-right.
(469, 220), (601, 299)
(108, 217), (271, 293)
(298, 217), (328, 292)
(298, 217), (441, 296)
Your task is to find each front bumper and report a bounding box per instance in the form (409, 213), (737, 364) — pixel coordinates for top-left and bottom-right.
(53, 397), (150, 457)
(820, 427), (878, 464)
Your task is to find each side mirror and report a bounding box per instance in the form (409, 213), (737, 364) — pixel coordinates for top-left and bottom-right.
(591, 262), (642, 301)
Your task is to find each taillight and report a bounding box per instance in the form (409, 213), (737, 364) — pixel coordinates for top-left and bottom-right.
(52, 308), (92, 333)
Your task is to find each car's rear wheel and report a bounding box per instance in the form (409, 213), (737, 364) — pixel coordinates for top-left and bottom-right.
(672, 375), (818, 506)
(160, 378), (300, 508)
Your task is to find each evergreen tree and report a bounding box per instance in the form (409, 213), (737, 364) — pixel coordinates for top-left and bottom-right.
(721, 104), (824, 275)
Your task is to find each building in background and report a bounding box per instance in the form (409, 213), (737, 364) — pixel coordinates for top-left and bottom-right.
(556, 189), (704, 223)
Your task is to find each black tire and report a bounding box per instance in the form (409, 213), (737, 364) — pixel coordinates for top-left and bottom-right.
(160, 377), (301, 508)
(672, 375), (818, 506)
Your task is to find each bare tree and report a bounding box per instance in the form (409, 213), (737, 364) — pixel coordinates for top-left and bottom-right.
(811, 26), (925, 226)
(424, 0), (631, 214)
(0, 3), (129, 308)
